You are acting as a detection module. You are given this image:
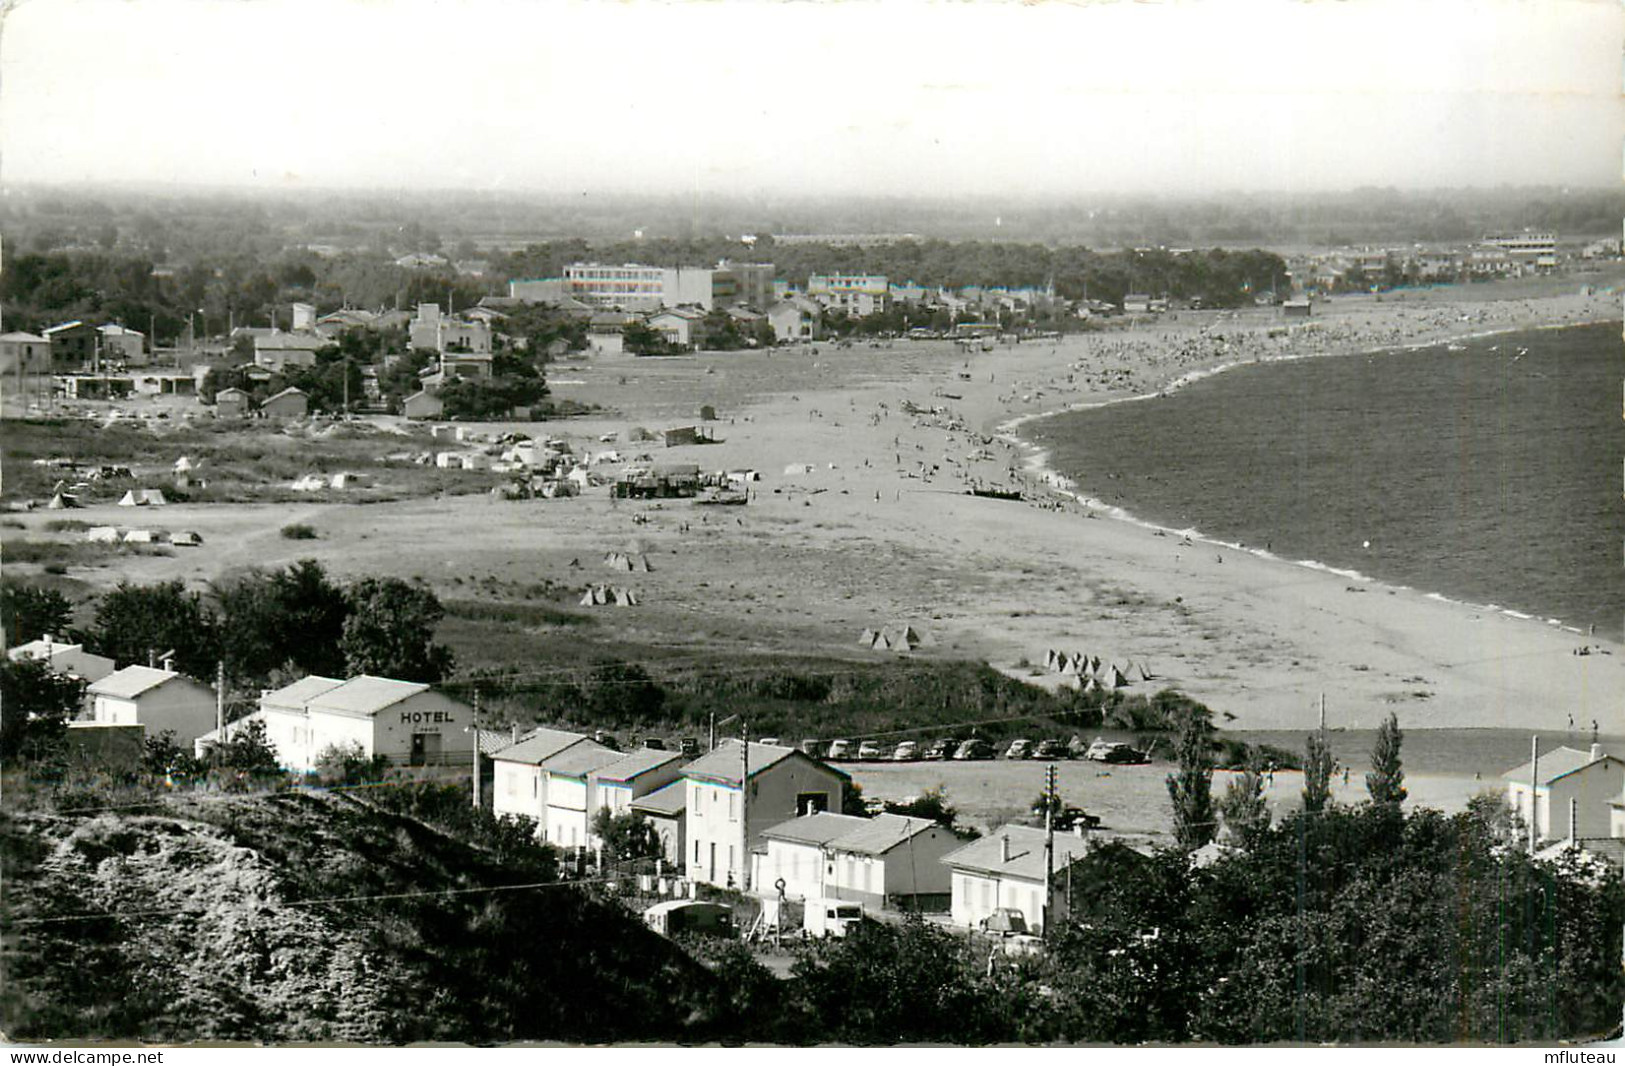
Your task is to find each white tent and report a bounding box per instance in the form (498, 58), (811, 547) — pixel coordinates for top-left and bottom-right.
(171, 531), (203, 547)
(86, 526), (120, 543)
(122, 528), (156, 544)
(116, 490), (145, 507)
(291, 474), (327, 492)
(140, 489), (167, 506)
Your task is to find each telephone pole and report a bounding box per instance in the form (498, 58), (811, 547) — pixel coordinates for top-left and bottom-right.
(1042, 763), (1057, 937)
(215, 660), (226, 741)
(739, 720), (750, 892)
(471, 689), (482, 810)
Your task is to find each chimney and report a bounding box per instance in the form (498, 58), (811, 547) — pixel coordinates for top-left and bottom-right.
(159, 652), (175, 673)
(511, 723), (520, 744)
(1000, 834), (1011, 863)
(1590, 743), (1604, 762)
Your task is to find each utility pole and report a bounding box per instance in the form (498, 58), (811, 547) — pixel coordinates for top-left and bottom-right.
(1528, 736), (1539, 856)
(471, 688), (482, 810)
(739, 721), (750, 892)
(215, 660), (226, 741)
(1042, 763), (1057, 937)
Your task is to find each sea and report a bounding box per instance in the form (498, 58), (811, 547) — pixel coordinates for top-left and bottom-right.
(1024, 320), (1624, 644)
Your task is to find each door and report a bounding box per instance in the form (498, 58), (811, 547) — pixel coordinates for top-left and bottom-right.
(410, 733), (426, 767)
(410, 733), (442, 767)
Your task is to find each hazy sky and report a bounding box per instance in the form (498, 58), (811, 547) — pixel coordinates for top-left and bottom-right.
(2, 0), (1620, 196)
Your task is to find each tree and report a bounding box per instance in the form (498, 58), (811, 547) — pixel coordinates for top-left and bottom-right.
(582, 660), (665, 724)
(213, 560), (350, 684)
(884, 785), (959, 827)
(1166, 701), (1216, 850)
(341, 578), (453, 682)
(0, 658), (85, 761)
(0, 580), (74, 645)
(89, 580), (219, 678)
(199, 717), (282, 784)
(590, 807), (661, 863)
(622, 320), (676, 356)
(1365, 711), (1407, 807)
(1303, 729), (1336, 814)
(313, 741), (390, 786)
(841, 779), (868, 817)
(1218, 755), (1271, 850)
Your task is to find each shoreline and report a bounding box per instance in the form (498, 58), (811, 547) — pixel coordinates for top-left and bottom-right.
(993, 311), (1622, 645)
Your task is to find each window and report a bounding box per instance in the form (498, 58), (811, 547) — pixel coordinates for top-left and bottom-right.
(728, 793), (737, 822)
(694, 840), (701, 864)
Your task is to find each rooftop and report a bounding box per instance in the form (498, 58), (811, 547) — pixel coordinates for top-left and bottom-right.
(305, 675), (432, 717)
(542, 742), (622, 778)
(261, 675), (346, 711)
(493, 727), (591, 765)
(630, 779), (687, 816)
(682, 739), (847, 786)
(595, 747), (683, 783)
(942, 824), (1093, 881)
(761, 812), (870, 846)
(827, 813), (941, 856)
(1502, 746), (1617, 787)
(88, 665), (195, 700)
(8, 638), (86, 661)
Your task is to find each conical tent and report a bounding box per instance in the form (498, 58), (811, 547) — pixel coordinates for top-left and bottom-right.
(1059, 659), (1080, 676)
(117, 490), (143, 506)
(1135, 662), (1153, 682)
(1057, 674), (1082, 691)
(860, 629), (878, 647)
(1044, 649), (1058, 671)
(1100, 665), (1125, 688)
(1082, 678), (1100, 695)
(1120, 660), (1139, 683)
(580, 590), (596, 606)
(898, 626), (920, 644)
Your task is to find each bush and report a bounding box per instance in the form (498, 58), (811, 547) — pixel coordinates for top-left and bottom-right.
(280, 523), (318, 540)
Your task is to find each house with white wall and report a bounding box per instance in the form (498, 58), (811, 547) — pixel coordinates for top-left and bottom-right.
(86, 665), (217, 747)
(490, 728), (594, 831)
(591, 748), (685, 820)
(943, 824), (1093, 936)
(756, 811), (957, 910)
(681, 740), (848, 890)
(541, 742), (622, 850)
(8, 637), (116, 684)
(1502, 743), (1625, 846)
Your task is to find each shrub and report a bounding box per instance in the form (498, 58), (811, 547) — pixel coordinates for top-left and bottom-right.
(280, 523), (318, 540)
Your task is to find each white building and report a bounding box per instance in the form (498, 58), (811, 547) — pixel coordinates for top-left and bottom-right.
(86, 665), (217, 747)
(591, 747), (686, 820)
(201, 675), (476, 771)
(767, 297), (822, 344)
(681, 740), (848, 890)
(943, 824), (1093, 936)
(253, 331), (328, 372)
(491, 727), (596, 830)
(1502, 743), (1625, 846)
(7, 637), (116, 684)
(540, 742), (623, 850)
(806, 274), (889, 317)
(755, 811), (958, 909)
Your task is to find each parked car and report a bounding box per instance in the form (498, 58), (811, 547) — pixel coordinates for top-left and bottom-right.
(804, 898), (866, 938)
(678, 737), (700, 757)
(594, 730), (621, 751)
(1085, 738), (1149, 764)
(826, 739), (855, 760)
(1004, 739), (1034, 760)
(759, 737), (782, 747)
(892, 740), (920, 761)
(800, 738), (825, 758)
(643, 899), (734, 938)
(857, 740), (886, 761)
(924, 738), (958, 761)
(980, 907), (1030, 935)
(1034, 739), (1068, 760)
(954, 738), (993, 761)
(642, 737), (667, 751)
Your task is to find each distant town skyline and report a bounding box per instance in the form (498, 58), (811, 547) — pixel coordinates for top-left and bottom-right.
(2, 0), (1619, 198)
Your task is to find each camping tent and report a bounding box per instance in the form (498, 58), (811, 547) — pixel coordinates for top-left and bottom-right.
(291, 474), (327, 492)
(139, 490), (166, 506)
(171, 531), (203, 547)
(122, 529), (157, 544)
(859, 628), (878, 647)
(86, 526), (120, 544)
(1098, 665), (1125, 689)
(47, 493), (80, 509)
(116, 490), (145, 507)
(1134, 662), (1153, 682)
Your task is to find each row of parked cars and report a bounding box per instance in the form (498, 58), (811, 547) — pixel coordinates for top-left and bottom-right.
(802, 735), (1151, 764)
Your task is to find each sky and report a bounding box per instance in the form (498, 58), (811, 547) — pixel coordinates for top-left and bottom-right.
(1, 0), (1620, 197)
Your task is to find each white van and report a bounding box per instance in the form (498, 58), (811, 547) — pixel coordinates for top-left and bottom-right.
(803, 898), (865, 938)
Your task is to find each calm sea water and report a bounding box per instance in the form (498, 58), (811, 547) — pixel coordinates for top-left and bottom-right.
(1027, 321), (1624, 641)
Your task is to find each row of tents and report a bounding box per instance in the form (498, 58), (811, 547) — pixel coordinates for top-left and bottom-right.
(1044, 649), (1154, 689)
(580, 584), (640, 607)
(604, 551), (655, 573)
(858, 624), (922, 652)
(85, 526), (203, 546)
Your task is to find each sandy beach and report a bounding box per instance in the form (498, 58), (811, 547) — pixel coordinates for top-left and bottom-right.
(23, 284), (1622, 738)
